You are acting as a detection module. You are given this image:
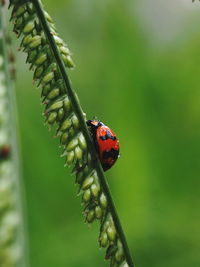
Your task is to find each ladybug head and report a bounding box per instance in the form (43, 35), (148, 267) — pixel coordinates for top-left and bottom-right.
(87, 120), (103, 128)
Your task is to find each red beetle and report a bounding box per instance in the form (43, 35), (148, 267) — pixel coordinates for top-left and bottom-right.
(87, 120), (120, 171)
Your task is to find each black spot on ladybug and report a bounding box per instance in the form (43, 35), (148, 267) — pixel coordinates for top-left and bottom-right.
(100, 130), (117, 141)
(102, 148), (119, 160)
(102, 163), (111, 171)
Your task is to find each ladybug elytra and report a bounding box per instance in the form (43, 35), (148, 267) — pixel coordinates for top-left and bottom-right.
(87, 120), (120, 171)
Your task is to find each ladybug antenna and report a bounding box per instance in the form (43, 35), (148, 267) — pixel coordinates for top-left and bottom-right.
(93, 115), (98, 120)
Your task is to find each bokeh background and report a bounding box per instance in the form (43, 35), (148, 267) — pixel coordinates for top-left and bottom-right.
(10, 0), (200, 266)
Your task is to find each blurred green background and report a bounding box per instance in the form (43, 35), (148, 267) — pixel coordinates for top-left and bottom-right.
(10, 0), (200, 266)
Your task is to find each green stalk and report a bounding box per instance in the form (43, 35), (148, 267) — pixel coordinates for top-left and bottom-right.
(0, 2), (29, 267)
(9, 0), (134, 266)
(33, 1), (134, 266)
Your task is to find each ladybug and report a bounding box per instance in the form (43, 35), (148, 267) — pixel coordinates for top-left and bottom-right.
(87, 120), (120, 171)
